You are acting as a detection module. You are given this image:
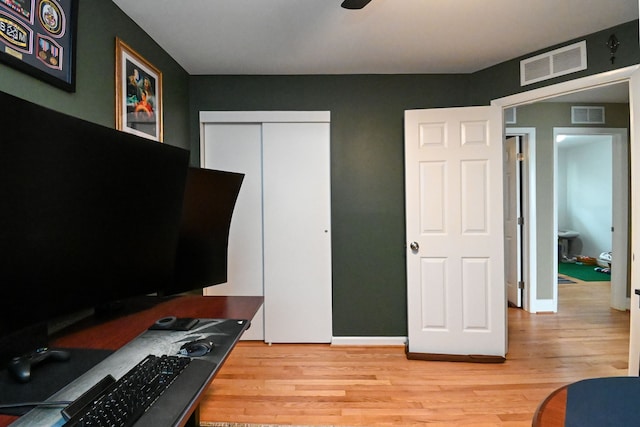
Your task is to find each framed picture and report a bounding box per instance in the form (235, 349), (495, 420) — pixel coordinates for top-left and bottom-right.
(0, 0), (79, 92)
(115, 37), (163, 142)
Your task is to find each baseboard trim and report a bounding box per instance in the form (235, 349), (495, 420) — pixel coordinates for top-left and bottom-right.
(331, 336), (407, 346)
(533, 299), (556, 313)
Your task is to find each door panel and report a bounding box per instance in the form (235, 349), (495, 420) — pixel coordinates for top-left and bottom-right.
(200, 114), (333, 344)
(629, 69), (640, 375)
(262, 122), (332, 343)
(201, 123), (265, 341)
(505, 137), (523, 307)
(405, 106), (506, 358)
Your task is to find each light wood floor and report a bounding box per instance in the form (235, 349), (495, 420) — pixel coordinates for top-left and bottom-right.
(200, 277), (629, 426)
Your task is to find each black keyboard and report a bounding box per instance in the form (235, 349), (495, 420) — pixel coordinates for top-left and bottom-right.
(62, 354), (191, 427)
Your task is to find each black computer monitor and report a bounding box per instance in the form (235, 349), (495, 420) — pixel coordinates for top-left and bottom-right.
(166, 167), (244, 295)
(0, 91), (189, 364)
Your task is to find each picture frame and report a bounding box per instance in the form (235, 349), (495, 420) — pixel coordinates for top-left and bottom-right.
(0, 0), (79, 92)
(115, 37), (163, 142)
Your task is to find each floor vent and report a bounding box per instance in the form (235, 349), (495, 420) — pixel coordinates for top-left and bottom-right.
(571, 106), (605, 124)
(520, 41), (587, 86)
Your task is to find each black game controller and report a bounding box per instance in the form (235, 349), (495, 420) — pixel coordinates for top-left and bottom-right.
(7, 347), (71, 383)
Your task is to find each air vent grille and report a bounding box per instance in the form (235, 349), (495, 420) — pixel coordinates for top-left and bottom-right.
(504, 107), (517, 124)
(571, 106), (605, 124)
(521, 41), (587, 86)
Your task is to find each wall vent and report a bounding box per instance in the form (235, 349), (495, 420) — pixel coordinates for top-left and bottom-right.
(520, 41), (587, 86)
(571, 106), (605, 124)
(504, 107), (517, 124)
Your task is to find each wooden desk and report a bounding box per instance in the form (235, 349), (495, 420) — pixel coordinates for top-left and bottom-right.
(0, 295), (263, 427)
(533, 376), (640, 427)
(532, 385), (568, 426)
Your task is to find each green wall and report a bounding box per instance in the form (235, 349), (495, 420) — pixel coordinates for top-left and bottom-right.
(189, 75), (470, 336)
(189, 21), (640, 337)
(2, 2), (638, 337)
(0, 0), (191, 150)
(470, 20), (640, 104)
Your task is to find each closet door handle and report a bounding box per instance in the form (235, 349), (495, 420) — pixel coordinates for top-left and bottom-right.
(409, 242), (419, 251)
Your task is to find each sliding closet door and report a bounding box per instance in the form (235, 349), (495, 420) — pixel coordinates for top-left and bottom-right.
(262, 122), (332, 343)
(201, 123), (265, 341)
(200, 111), (332, 343)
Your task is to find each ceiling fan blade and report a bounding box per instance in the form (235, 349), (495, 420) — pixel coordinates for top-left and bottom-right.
(341, 0), (372, 9)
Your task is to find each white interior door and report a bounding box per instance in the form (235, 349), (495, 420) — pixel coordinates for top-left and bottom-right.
(262, 122), (332, 343)
(505, 136), (523, 308)
(405, 106), (506, 359)
(628, 69), (640, 375)
(201, 123), (265, 340)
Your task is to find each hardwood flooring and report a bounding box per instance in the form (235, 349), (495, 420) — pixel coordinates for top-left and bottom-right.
(200, 277), (630, 426)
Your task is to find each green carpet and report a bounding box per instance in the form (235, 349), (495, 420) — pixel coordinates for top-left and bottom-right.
(558, 262), (610, 282)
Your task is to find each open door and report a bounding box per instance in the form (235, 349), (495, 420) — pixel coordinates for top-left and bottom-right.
(505, 136), (524, 308)
(628, 69), (640, 375)
(405, 106), (506, 361)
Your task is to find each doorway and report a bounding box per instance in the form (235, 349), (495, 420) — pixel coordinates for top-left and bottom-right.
(496, 73), (632, 315)
(553, 127), (629, 311)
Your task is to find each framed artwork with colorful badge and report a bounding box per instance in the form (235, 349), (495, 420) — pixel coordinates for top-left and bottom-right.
(0, 0), (79, 92)
(114, 37), (163, 142)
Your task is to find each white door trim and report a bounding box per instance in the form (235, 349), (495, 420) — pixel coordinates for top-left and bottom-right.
(493, 65), (639, 374)
(491, 65), (640, 312)
(492, 66), (639, 108)
(553, 126), (629, 311)
(199, 110), (330, 124)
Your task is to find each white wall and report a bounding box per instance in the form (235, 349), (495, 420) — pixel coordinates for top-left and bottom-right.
(557, 135), (613, 258)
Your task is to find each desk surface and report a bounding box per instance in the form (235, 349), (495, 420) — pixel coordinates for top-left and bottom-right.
(0, 295), (263, 427)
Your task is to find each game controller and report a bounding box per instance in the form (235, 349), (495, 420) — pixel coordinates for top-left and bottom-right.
(7, 347), (71, 383)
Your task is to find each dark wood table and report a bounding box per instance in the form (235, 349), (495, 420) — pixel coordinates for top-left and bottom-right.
(0, 295), (263, 427)
(533, 376), (640, 426)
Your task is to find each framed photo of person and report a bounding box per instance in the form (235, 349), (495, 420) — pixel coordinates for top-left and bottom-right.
(115, 37), (163, 142)
(0, 0), (79, 92)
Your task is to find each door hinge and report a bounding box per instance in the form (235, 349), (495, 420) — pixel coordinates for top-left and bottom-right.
(518, 281), (525, 290)
(517, 153), (525, 161)
(517, 217), (524, 226)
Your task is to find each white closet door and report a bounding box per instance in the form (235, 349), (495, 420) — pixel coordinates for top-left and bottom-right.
(201, 123), (265, 341)
(262, 122), (333, 343)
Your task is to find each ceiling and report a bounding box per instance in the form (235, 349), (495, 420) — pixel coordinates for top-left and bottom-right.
(112, 0), (638, 76)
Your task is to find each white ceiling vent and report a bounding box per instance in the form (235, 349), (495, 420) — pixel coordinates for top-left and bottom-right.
(571, 106), (605, 124)
(520, 41), (587, 86)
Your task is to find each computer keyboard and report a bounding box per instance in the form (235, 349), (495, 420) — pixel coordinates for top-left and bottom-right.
(62, 354), (191, 427)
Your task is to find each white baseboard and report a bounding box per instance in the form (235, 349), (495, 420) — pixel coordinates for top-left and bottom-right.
(331, 336), (407, 346)
(532, 299), (556, 313)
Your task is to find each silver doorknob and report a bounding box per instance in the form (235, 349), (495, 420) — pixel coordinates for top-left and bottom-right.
(409, 242), (419, 251)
